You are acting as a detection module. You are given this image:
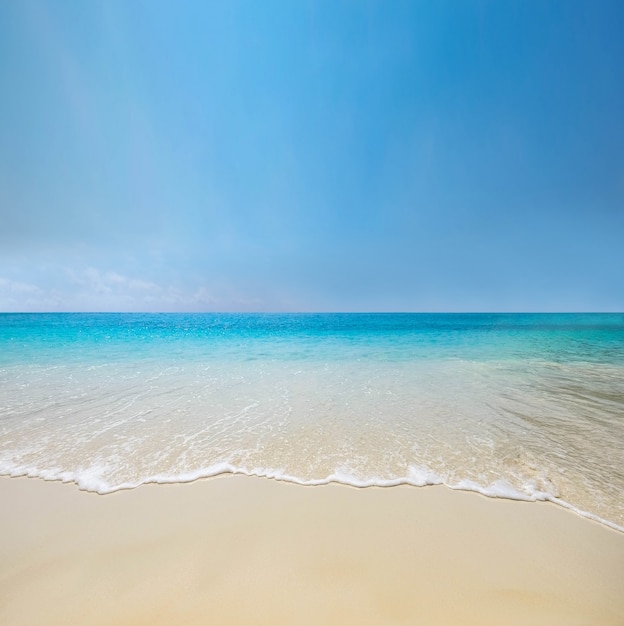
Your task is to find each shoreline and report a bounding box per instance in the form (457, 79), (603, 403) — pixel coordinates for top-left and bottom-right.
(1, 474), (623, 625)
(3, 467), (622, 534)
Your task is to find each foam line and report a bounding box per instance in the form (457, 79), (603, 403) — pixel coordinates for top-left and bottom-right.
(2, 462), (622, 534)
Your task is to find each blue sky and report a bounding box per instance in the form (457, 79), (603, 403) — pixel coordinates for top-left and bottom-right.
(1, 0), (623, 311)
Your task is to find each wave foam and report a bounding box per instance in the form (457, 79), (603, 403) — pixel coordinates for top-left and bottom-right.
(2, 461), (622, 534)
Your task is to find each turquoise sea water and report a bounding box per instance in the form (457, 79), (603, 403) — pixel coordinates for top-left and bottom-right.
(1, 313), (623, 530)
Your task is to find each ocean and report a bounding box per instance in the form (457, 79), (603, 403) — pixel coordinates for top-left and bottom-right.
(1, 312), (623, 531)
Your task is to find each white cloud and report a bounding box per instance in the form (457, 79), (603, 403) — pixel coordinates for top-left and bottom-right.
(0, 264), (274, 312)
(0, 278), (43, 295)
(0, 277), (60, 311)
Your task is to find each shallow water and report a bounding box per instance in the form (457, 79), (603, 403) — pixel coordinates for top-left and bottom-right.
(1, 313), (623, 530)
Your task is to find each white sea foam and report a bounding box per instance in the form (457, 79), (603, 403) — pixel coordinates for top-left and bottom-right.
(3, 458), (623, 534)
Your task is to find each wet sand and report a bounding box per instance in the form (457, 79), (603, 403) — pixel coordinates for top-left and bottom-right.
(1, 474), (623, 625)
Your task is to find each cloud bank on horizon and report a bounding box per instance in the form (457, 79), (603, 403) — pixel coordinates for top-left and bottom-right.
(1, 0), (623, 312)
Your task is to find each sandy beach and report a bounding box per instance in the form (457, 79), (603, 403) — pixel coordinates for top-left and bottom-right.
(1, 475), (623, 625)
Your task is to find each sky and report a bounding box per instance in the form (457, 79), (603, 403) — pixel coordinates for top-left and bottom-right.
(0, 0), (623, 312)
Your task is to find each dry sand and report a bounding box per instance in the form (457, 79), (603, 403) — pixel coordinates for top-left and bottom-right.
(1, 474), (623, 626)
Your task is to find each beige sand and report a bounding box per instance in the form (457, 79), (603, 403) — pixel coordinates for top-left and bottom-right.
(0, 475), (623, 626)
